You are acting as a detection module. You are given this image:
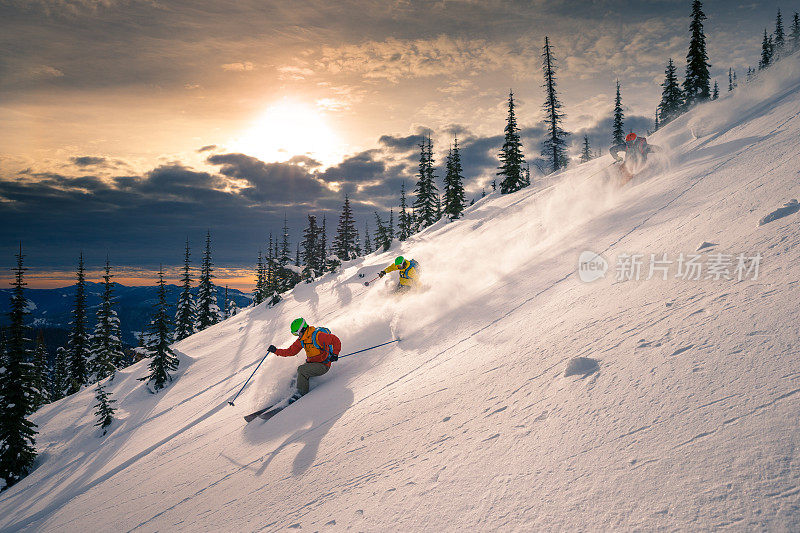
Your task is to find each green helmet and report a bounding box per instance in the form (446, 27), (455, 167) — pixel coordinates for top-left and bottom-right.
(394, 256), (405, 266)
(290, 317), (308, 336)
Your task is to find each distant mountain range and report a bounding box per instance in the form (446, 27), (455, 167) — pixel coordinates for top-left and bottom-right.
(0, 282), (253, 348)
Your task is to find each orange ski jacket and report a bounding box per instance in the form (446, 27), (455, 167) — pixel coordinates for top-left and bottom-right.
(275, 326), (342, 368)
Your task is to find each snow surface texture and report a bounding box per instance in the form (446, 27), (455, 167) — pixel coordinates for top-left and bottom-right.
(3, 56), (800, 531)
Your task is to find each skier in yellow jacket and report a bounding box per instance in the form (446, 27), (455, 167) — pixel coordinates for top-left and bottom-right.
(379, 256), (419, 292)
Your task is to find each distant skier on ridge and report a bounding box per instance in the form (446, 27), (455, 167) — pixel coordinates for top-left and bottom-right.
(268, 318), (341, 402)
(609, 132), (662, 185)
(378, 256), (420, 292)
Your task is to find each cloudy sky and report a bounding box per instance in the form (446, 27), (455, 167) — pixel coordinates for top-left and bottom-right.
(0, 0), (786, 289)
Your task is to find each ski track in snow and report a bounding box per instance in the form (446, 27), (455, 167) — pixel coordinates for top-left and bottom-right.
(3, 54), (800, 532)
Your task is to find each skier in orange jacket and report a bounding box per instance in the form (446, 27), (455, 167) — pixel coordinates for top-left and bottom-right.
(268, 318), (341, 400)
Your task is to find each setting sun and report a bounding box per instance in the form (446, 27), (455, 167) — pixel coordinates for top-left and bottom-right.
(232, 101), (342, 166)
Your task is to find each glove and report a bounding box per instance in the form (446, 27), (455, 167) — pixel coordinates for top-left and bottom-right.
(267, 345), (277, 353)
(378, 270), (386, 278)
(328, 353), (339, 362)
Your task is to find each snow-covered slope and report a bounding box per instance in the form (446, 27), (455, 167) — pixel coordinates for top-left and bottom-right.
(3, 57), (800, 531)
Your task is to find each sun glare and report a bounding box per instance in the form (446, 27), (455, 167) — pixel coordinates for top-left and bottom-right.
(233, 101), (342, 167)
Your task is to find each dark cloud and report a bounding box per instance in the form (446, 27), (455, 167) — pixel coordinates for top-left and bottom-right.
(197, 145), (217, 153)
(379, 134), (426, 153)
(207, 153), (326, 203)
(70, 156), (107, 167)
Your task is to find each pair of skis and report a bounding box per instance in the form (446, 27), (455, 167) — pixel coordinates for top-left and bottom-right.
(243, 396), (299, 423)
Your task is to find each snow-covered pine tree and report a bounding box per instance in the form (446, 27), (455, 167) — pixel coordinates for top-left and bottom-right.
(760, 29), (773, 70)
(541, 37), (570, 173)
(580, 135), (592, 163)
(195, 231), (220, 331)
(51, 346), (69, 401)
(654, 109), (660, 131)
(523, 164), (531, 187)
(301, 215), (319, 279)
(791, 13), (800, 52)
(93, 381), (116, 436)
(353, 226), (362, 257)
(774, 9), (785, 58)
(659, 58), (684, 125)
(683, 0), (711, 106)
(279, 215), (291, 267)
(90, 258), (124, 382)
(318, 216), (330, 272)
(174, 239), (195, 341)
(612, 80), (625, 145)
(139, 268), (178, 393)
(389, 209), (395, 239)
(373, 212), (391, 251)
(32, 331), (50, 410)
(712, 81), (719, 100)
(253, 251), (265, 305)
(0, 244), (38, 490)
(398, 182), (412, 241)
(364, 220), (373, 254)
(444, 138), (467, 218)
(497, 91), (525, 193)
(413, 136), (439, 229)
(333, 195), (357, 262)
(226, 288), (239, 317)
(295, 244), (300, 267)
(728, 68), (734, 92)
(66, 253), (90, 395)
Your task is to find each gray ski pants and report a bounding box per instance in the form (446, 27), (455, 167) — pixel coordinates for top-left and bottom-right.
(297, 362), (329, 395)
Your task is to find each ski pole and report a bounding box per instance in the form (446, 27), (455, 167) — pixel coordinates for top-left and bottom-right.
(228, 352), (270, 406)
(363, 275), (380, 287)
(338, 339), (401, 359)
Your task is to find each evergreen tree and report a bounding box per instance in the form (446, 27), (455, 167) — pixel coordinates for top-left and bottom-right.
(398, 182), (412, 241)
(139, 269), (178, 392)
(760, 29), (774, 70)
(279, 215), (291, 267)
(373, 212), (391, 251)
(222, 286), (230, 319)
(364, 220), (373, 254)
(93, 381), (116, 436)
(66, 253), (89, 395)
(318, 216), (329, 272)
(32, 331), (50, 409)
(774, 9), (785, 57)
(227, 294), (239, 317)
(389, 209), (395, 239)
(683, 0), (711, 106)
(540, 37), (570, 173)
(253, 251), (265, 305)
(51, 346), (69, 401)
(659, 58), (684, 124)
(728, 68), (734, 92)
(301, 215), (320, 279)
(0, 245), (38, 489)
(443, 138), (467, 218)
(333, 195), (357, 262)
(791, 13), (800, 52)
(195, 231), (220, 330)
(497, 91), (526, 193)
(174, 239), (195, 340)
(712, 80), (719, 100)
(90, 258), (124, 382)
(413, 136), (439, 229)
(580, 135), (593, 163)
(523, 164), (531, 187)
(612, 80), (625, 145)
(353, 226), (362, 257)
(654, 109), (660, 131)
(295, 244), (301, 267)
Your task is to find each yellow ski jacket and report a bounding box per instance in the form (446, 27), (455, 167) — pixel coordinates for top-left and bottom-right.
(384, 259), (419, 287)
